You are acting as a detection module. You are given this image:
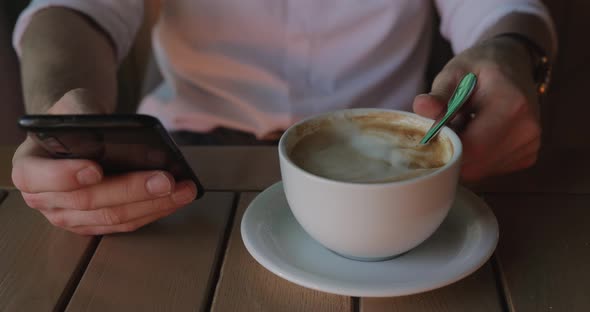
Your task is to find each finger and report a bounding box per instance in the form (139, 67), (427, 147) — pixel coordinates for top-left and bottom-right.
(461, 111), (541, 177)
(461, 116), (540, 178)
(496, 153), (539, 175)
(412, 94), (445, 119)
(12, 136), (50, 162)
(12, 153), (103, 194)
(22, 171), (179, 210)
(40, 181), (196, 229)
(447, 112), (474, 133)
(460, 86), (527, 168)
(12, 88), (111, 193)
(67, 208), (175, 236)
(431, 66), (468, 103)
(491, 136), (541, 174)
(461, 134), (540, 181)
(489, 118), (541, 168)
(413, 67), (467, 119)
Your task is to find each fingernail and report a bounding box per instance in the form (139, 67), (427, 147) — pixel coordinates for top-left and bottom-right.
(76, 167), (101, 185)
(172, 182), (196, 204)
(146, 172), (172, 196)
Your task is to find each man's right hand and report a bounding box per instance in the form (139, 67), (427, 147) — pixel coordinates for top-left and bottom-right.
(11, 90), (198, 235)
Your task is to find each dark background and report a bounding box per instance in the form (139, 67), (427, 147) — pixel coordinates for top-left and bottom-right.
(0, 1), (587, 149)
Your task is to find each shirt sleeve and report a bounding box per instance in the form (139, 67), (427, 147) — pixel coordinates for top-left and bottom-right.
(434, 0), (557, 57)
(12, 0), (144, 63)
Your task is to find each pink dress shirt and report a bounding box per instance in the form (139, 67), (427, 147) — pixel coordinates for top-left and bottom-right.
(14, 0), (557, 138)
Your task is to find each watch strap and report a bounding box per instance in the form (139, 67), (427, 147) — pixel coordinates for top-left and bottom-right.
(495, 32), (552, 95)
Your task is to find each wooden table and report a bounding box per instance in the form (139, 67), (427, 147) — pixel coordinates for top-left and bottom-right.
(1, 145), (589, 311)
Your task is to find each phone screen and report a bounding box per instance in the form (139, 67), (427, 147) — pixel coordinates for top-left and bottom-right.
(30, 127), (195, 183)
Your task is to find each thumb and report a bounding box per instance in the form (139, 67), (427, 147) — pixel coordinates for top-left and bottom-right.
(412, 94), (445, 120)
(413, 68), (464, 119)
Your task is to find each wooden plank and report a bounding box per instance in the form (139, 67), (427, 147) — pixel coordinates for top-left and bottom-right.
(0, 191), (96, 311)
(361, 263), (502, 312)
(486, 194), (590, 311)
(211, 193), (352, 312)
(183, 146), (280, 192)
(65, 192), (235, 311)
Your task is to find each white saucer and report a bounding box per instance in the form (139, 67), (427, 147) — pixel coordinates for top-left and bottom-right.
(241, 182), (499, 297)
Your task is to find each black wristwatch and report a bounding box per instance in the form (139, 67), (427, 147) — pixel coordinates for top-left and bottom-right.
(495, 32), (553, 96)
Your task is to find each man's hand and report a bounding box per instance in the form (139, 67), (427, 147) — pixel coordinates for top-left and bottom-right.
(413, 37), (542, 181)
(12, 90), (198, 235)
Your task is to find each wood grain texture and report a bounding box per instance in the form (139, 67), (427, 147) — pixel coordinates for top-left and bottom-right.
(0, 191), (96, 311)
(65, 192), (235, 312)
(361, 263), (502, 312)
(486, 194), (590, 311)
(183, 147), (280, 192)
(211, 193), (352, 312)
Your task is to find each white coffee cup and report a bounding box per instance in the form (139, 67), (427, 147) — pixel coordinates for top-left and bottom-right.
(278, 108), (462, 260)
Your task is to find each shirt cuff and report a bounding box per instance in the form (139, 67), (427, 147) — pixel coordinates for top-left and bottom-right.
(12, 0), (144, 63)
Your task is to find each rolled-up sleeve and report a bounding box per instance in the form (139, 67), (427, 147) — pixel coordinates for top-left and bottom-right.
(435, 0), (557, 57)
(12, 0), (144, 62)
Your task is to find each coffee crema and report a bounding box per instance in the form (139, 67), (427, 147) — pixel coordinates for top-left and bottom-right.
(288, 112), (453, 183)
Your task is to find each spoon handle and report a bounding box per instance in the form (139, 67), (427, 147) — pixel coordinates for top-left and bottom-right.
(420, 72), (477, 144)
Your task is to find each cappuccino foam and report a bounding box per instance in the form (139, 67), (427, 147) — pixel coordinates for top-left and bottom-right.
(289, 113), (452, 183)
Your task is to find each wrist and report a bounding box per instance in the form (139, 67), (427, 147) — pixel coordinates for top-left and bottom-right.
(21, 8), (117, 115)
(27, 88), (112, 115)
(493, 33), (552, 96)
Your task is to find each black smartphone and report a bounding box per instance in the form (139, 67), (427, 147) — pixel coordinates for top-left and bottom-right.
(18, 114), (204, 199)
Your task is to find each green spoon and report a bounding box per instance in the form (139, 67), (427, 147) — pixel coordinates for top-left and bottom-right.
(420, 72), (477, 144)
